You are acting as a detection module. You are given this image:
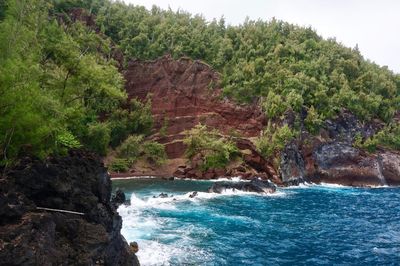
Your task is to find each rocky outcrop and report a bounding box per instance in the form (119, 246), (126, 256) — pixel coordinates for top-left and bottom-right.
(380, 152), (400, 185)
(280, 142), (305, 185)
(279, 112), (400, 187)
(0, 150), (139, 265)
(207, 178), (277, 194)
(112, 188), (127, 206)
(307, 143), (383, 186)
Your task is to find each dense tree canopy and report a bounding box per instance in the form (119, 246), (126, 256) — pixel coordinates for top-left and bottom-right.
(1, 0), (399, 167)
(94, 1), (399, 124)
(0, 0), (152, 167)
(93, 0), (399, 152)
(183, 124), (239, 170)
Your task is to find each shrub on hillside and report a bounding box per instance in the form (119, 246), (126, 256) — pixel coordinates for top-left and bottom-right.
(256, 123), (297, 158)
(183, 124), (239, 170)
(115, 134), (167, 167)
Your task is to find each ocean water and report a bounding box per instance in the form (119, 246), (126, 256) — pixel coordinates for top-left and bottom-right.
(112, 178), (400, 266)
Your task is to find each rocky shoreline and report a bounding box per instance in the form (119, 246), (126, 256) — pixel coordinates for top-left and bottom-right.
(107, 56), (400, 188)
(0, 150), (139, 265)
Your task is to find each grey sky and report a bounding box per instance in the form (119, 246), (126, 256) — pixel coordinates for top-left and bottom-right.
(124, 0), (400, 73)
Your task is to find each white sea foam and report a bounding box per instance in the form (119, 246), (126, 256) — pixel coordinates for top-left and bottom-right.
(318, 182), (392, 189)
(134, 238), (213, 266)
(119, 195), (214, 266)
(122, 189), (285, 211)
(136, 240), (172, 266)
(283, 182), (354, 189)
(208, 176), (249, 182)
(319, 182), (352, 188)
(175, 176), (249, 182)
(118, 190), (284, 265)
(111, 175), (159, 180)
(284, 181), (394, 190)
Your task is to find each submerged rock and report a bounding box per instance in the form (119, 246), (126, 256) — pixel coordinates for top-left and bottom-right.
(208, 178), (277, 194)
(0, 150), (139, 266)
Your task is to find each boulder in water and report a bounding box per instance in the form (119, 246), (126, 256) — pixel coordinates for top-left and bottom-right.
(208, 178), (276, 194)
(189, 191), (198, 198)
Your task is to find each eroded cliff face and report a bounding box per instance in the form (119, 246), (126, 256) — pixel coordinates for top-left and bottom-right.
(122, 56), (400, 186)
(0, 150), (139, 265)
(125, 55), (265, 149)
(123, 55), (277, 180)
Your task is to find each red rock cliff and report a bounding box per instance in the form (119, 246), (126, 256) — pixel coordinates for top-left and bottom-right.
(124, 55), (266, 159)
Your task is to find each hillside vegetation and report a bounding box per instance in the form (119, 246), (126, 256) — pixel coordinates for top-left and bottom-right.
(1, 0), (399, 168)
(95, 1), (399, 123)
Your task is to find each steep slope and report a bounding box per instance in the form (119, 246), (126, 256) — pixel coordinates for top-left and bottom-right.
(123, 55), (278, 180)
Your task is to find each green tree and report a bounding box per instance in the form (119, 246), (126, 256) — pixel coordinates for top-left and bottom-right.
(304, 106), (323, 135)
(84, 122), (110, 156)
(115, 134), (166, 167)
(0, 0), (60, 166)
(183, 124), (238, 170)
(256, 123), (297, 158)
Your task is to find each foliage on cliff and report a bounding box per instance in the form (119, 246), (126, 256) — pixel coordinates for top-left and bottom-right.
(256, 123), (297, 159)
(93, 0), (399, 125)
(109, 133), (166, 172)
(354, 123), (400, 152)
(183, 124), (239, 170)
(1, 0), (399, 167)
(0, 0), (152, 167)
(113, 134), (166, 167)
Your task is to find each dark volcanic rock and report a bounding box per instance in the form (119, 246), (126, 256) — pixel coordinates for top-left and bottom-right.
(308, 143), (397, 186)
(189, 191), (198, 198)
(279, 140), (400, 187)
(208, 178), (277, 194)
(280, 142), (305, 185)
(278, 110), (400, 187)
(380, 152), (400, 185)
(0, 150), (139, 266)
(112, 188), (127, 207)
(314, 142), (360, 169)
(325, 110), (382, 143)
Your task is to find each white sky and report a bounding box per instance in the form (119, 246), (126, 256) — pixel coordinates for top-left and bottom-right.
(124, 0), (400, 73)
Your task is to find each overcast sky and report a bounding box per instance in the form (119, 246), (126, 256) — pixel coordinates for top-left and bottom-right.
(124, 0), (400, 73)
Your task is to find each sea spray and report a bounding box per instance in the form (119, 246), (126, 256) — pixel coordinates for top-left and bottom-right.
(115, 178), (400, 265)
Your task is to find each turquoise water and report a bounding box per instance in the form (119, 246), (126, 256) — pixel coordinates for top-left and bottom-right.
(112, 178), (400, 266)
